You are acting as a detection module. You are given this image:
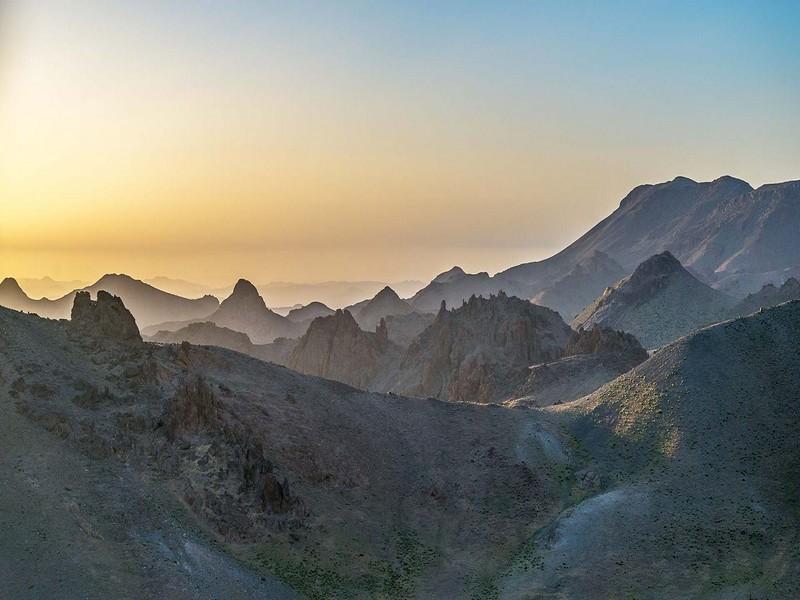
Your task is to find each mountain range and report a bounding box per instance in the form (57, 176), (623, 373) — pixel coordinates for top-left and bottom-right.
(0, 274), (219, 328)
(2, 280), (799, 597)
(411, 176), (800, 312)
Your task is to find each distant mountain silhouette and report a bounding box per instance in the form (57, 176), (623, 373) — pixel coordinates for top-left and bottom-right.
(15, 276), (89, 299)
(145, 279), (304, 344)
(148, 321), (297, 365)
(286, 301), (335, 323)
(531, 251), (626, 320)
(204, 279), (304, 344)
(347, 286), (416, 330)
(409, 267), (508, 312)
(258, 279), (425, 308)
(412, 176), (800, 309)
(0, 274), (218, 328)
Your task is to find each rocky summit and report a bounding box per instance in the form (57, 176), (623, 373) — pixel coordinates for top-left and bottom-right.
(288, 309), (401, 390)
(387, 292), (573, 403)
(572, 251), (734, 348)
(70, 290), (142, 343)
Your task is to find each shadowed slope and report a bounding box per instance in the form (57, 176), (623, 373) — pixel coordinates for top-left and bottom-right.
(497, 300), (800, 598)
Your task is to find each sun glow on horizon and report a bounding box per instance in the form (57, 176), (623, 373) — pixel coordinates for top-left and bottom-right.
(2, 1), (799, 284)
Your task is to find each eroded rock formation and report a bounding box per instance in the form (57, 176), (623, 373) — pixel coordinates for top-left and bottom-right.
(70, 290), (142, 343)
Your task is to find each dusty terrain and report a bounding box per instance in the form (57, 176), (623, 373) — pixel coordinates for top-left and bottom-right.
(2, 293), (799, 598)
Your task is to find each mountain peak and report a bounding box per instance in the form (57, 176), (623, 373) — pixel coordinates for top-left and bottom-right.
(630, 251), (683, 279)
(0, 277), (25, 296)
(373, 286), (401, 301)
(433, 266), (466, 283)
(713, 174), (752, 188)
(96, 273), (137, 285)
(232, 278), (260, 298)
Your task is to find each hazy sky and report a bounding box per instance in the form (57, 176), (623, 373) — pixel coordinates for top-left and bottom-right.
(2, 1), (799, 286)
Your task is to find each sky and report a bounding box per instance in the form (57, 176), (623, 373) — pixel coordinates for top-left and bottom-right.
(1, 0), (799, 287)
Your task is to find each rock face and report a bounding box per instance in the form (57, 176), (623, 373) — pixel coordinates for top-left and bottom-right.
(288, 310), (401, 390)
(733, 277), (800, 315)
(564, 325), (649, 363)
(572, 251), (734, 348)
(388, 292), (572, 403)
(70, 291), (142, 343)
(382, 311), (436, 347)
(531, 251), (626, 320)
(509, 327), (648, 407)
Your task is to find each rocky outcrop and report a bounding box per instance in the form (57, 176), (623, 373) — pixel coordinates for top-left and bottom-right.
(733, 277), (800, 315)
(165, 377), (220, 441)
(509, 327), (648, 407)
(564, 326), (649, 366)
(70, 291), (142, 343)
(388, 292), (572, 403)
(572, 251), (734, 348)
(383, 311), (435, 347)
(288, 310), (402, 390)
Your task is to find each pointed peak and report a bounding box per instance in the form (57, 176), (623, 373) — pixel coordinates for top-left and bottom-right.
(630, 251), (685, 280)
(373, 286), (400, 301)
(232, 278), (260, 297)
(670, 176), (697, 185)
(0, 277), (24, 294)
